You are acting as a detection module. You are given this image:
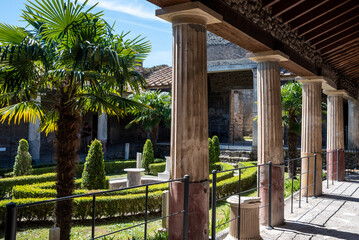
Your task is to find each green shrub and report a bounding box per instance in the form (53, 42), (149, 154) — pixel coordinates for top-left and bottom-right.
(142, 139), (154, 173)
(154, 158), (165, 163)
(209, 138), (216, 171)
(0, 173), (56, 199)
(212, 135), (220, 163)
(149, 163), (166, 175)
(82, 139), (107, 190)
(13, 139), (33, 176)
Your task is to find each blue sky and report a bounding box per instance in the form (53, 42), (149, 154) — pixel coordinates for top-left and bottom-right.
(0, 0), (173, 67)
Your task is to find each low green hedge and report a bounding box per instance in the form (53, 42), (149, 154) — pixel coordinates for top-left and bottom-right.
(0, 191), (163, 225)
(1, 160), (137, 178)
(149, 163), (166, 175)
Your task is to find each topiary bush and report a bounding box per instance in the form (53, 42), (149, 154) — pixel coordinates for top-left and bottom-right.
(212, 135), (220, 163)
(13, 139), (33, 176)
(81, 139), (107, 190)
(142, 139), (154, 174)
(149, 163), (166, 175)
(209, 138), (216, 171)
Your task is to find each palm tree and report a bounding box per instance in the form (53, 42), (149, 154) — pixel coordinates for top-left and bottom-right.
(0, 0), (151, 239)
(281, 82), (302, 178)
(126, 90), (171, 146)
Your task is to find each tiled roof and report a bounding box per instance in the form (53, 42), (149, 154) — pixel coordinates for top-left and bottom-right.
(146, 66), (172, 88)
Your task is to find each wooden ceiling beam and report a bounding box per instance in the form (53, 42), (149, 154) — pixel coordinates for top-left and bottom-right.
(323, 40), (359, 58)
(297, 1), (359, 36)
(315, 29), (359, 51)
(321, 34), (359, 55)
(271, 0), (305, 17)
(290, 0), (351, 30)
(328, 51), (359, 65)
(262, 0), (280, 8)
(304, 11), (359, 42)
(281, 0), (329, 24)
(311, 22), (359, 46)
(147, 0), (189, 8)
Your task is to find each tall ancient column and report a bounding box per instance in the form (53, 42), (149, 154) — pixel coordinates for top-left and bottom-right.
(28, 95), (41, 163)
(156, 3), (222, 239)
(252, 67), (258, 154)
(324, 90), (345, 181)
(248, 51), (288, 226)
(97, 113), (108, 158)
(348, 100), (359, 149)
(297, 77), (324, 197)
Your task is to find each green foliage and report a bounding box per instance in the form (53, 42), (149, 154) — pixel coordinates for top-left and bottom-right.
(13, 139), (33, 176)
(212, 135), (220, 163)
(154, 158), (165, 163)
(284, 177), (301, 198)
(209, 138), (216, 171)
(0, 173), (56, 199)
(142, 139), (154, 173)
(281, 82), (302, 134)
(82, 139), (107, 190)
(149, 163), (166, 175)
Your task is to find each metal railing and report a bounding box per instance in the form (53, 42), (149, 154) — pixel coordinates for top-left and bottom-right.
(345, 148), (359, 177)
(284, 155), (318, 214)
(5, 176), (190, 240)
(210, 162), (272, 239)
(326, 149), (340, 187)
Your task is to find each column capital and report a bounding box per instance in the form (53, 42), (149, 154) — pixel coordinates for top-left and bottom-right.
(296, 76), (338, 91)
(156, 2), (222, 26)
(323, 89), (355, 100)
(247, 50), (289, 62)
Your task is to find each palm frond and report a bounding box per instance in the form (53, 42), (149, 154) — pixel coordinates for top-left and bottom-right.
(0, 100), (43, 124)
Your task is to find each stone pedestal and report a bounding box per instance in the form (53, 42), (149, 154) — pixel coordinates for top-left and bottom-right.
(124, 168), (144, 187)
(157, 3), (222, 240)
(248, 51), (288, 227)
(161, 190), (170, 229)
(226, 196), (261, 240)
(324, 91), (345, 181)
(49, 227), (60, 240)
(125, 143), (130, 160)
(158, 156), (171, 181)
(136, 152), (142, 168)
(297, 77), (324, 197)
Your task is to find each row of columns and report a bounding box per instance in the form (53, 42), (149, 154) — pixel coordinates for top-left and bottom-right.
(157, 2), (359, 239)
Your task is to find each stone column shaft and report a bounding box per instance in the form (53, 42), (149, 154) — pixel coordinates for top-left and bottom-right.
(156, 3), (222, 239)
(97, 113), (108, 158)
(28, 96), (41, 163)
(298, 79), (323, 197)
(348, 100), (359, 149)
(252, 67), (258, 154)
(325, 92), (345, 181)
(248, 51), (288, 227)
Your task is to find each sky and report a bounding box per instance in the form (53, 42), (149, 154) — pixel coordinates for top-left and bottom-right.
(0, 0), (173, 68)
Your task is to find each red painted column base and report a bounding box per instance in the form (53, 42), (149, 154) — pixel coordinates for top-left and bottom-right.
(327, 149), (345, 181)
(169, 181), (209, 240)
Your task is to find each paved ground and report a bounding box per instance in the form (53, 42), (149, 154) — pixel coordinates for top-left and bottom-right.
(261, 173), (359, 240)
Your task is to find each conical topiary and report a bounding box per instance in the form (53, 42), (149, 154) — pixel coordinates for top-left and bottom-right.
(13, 139), (33, 176)
(212, 135), (220, 163)
(142, 139), (154, 174)
(81, 139), (107, 190)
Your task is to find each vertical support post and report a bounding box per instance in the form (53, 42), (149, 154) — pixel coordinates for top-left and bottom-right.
(211, 171), (217, 240)
(267, 162), (272, 229)
(144, 185), (149, 240)
(299, 159), (302, 208)
(291, 170), (294, 214)
(306, 158), (309, 203)
(5, 202), (17, 240)
(237, 168), (241, 237)
(313, 154), (317, 198)
(337, 149), (340, 181)
(327, 152), (329, 188)
(257, 165), (260, 198)
(183, 175), (189, 240)
(92, 195), (96, 239)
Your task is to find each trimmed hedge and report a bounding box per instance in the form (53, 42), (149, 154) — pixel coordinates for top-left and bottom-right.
(149, 163), (166, 175)
(1, 160), (137, 178)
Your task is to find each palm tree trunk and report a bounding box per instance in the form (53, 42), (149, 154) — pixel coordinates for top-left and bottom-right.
(288, 130), (299, 178)
(55, 89), (81, 240)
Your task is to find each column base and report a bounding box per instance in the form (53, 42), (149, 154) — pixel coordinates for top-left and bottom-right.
(259, 164), (284, 227)
(301, 153), (322, 197)
(169, 181), (209, 240)
(327, 150), (345, 181)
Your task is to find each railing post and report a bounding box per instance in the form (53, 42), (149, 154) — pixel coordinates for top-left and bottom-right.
(211, 171), (217, 240)
(267, 162), (272, 229)
(313, 154), (317, 198)
(144, 185), (149, 240)
(306, 157), (309, 203)
(337, 149), (340, 181)
(238, 168), (241, 237)
(183, 175), (189, 240)
(92, 195), (96, 239)
(299, 159), (302, 208)
(5, 202), (17, 240)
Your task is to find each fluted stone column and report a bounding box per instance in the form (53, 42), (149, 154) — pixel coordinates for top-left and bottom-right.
(248, 51), (288, 227)
(97, 113), (108, 158)
(252, 67), (258, 154)
(324, 90), (345, 181)
(348, 100), (359, 149)
(297, 77), (324, 197)
(28, 96), (41, 163)
(157, 3), (222, 240)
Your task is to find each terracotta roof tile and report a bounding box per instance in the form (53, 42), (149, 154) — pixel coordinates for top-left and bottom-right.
(146, 66), (172, 88)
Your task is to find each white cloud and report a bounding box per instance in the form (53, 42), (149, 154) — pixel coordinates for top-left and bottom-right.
(120, 19), (171, 34)
(80, 0), (163, 21)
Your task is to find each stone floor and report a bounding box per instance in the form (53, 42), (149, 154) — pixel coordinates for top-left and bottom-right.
(261, 173), (359, 240)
